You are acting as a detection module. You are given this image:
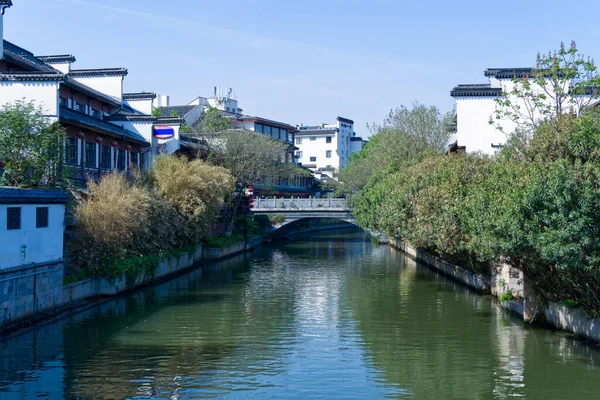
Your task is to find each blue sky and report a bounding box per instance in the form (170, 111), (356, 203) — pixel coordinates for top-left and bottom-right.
(5, 0), (600, 135)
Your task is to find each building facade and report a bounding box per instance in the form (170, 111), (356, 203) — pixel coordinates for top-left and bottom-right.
(294, 117), (365, 180)
(0, 3), (183, 186)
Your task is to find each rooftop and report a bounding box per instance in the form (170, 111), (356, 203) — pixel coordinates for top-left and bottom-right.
(0, 72), (64, 81)
(0, 187), (69, 205)
(158, 105), (196, 119)
(59, 106), (149, 146)
(484, 68), (536, 79)
(3, 40), (57, 73)
(337, 116), (354, 124)
(63, 76), (122, 107)
(123, 92), (157, 101)
(37, 54), (76, 64)
(450, 84), (503, 97)
(296, 127), (339, 135)
(69, 68), (128, 78)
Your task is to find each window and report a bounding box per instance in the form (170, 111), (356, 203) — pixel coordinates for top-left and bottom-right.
(296, 138), (302, 145)
(310, 136), (316, 141)
(282, 129), (288, 141)
(101, 145), (112, 169)
(91, 109), (103, 119)
(130, 151), (138, 167)
(36, 207), (49, 228)
(310, 156), (317, 162)
(255, 123), (264, 134)
(326, 150), (332, 158)
(85, 142), (97, 168)
(7, 207), (21, 230)
(326, 137), (332, 144)
(296, 151), (302, 159)
(272, 127), (280, 140)
(74, 101), (87, 114)
(117, 149), (126, 171)
(60, 97), (70, 107)
(263, 125), (271, 136)
(65, 137), (78, 165)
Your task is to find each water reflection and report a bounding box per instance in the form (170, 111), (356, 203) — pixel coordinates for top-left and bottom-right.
(2, 230), (600, 399)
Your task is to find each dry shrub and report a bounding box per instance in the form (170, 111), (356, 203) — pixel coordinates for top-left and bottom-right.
(151, 155), (234, 236)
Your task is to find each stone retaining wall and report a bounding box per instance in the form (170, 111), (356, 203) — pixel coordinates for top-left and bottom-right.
(202, 236), (263, 260)
(386, 237), (600, 343)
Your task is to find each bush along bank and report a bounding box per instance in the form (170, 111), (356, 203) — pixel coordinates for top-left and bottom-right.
(349, 113), (600, 341)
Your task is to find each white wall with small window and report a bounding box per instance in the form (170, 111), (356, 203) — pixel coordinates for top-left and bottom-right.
(0, 190), (68, 270)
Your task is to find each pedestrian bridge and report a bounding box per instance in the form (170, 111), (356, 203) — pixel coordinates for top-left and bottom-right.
(252, 197), (355, 231)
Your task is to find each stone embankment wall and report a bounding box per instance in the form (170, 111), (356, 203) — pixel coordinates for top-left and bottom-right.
(387, 237), (600, 343)
(2, 237), (264, 331)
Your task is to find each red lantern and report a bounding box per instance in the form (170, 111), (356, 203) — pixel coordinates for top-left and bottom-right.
(125, 145), (132, 151)
(111, 140), (118, 147)
(76, 131), (84, 139)
(95, 137), (103, 144)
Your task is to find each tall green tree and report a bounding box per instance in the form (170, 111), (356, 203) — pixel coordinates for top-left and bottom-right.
(0, 100), (65, 187)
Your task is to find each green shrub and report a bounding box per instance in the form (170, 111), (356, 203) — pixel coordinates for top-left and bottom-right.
(498, 291), (515, 302)
(202, 233), (244, 248)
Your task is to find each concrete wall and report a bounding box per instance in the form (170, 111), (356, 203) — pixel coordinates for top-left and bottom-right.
(0, 203), (65, 270)
(0, 261), (64, 327)
(202, 236), (263, 260)
(71, 76), (123, 102)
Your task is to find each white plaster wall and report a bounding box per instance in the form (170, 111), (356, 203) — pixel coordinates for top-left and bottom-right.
(296, 134), (340, 170)
(183, 105), (203, 126)
(0, 204), (65, 269)
(0, 81), (59, 117)
(456, 97), (509, 154)
(349, 140), (363, 155)
(156, 124), (181, 155)
(115, 120), (154, 143)
(71, 76), (122, 102)
(125, 99), (153, 115)
(49, 62), (71, 74)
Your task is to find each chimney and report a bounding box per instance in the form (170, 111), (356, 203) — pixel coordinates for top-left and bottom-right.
(0, 1), (12, 59)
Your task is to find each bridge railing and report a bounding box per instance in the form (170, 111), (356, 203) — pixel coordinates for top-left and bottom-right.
(254, 197), (347, 210)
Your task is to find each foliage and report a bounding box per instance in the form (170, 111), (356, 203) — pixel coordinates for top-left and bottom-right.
(492, 41), (600, 134)
(152, 108), (161, 117)
(0, 100), (66, 187)
(269, 214), (286, 225)
(202, 233), (244, 248)
(498, 291), (515, 302)
(191, 106), (231, 133)
(340, 102), (453, 193)
(151, 155), (234, 238)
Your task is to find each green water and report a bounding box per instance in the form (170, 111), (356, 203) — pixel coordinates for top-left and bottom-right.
(2, 229), (600, 399)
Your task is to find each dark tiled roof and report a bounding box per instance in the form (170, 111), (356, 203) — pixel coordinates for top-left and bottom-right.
(232, 114), (297, 131)
(0, 187), (69, 204)
(450, 84), (502, 97)
(59, 106), (149, 146)
(484, 68), (535, 79)
(296, 128), (339, 135)
(0, 72), (64, 81)
(69, 68), (128, 78)
(108, 114), (156, 122)
(123, 92), (157, 101)
(3, 40), (57, 72)
(63, 76), (121, 107)
(158, 105), (196, 118)
(350, 137), (363, 141)
(37, 54), (76, 64)
(156, 116), (184, 125)
(337, 116), (354, 124)
(0, 1), (12, 11)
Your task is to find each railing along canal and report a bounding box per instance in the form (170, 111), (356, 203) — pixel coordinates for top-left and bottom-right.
(254, 197), (347, 210)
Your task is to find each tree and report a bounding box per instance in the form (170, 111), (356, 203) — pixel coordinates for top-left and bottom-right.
(340, 102), (453, 193)
(0, 100), (65, 187)
(493, 41), (600, 133)
(191, 107), (231, 133)
(208, 130), (309, 234)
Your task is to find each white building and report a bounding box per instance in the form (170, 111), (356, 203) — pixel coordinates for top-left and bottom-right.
(295, 117), (365, 180)
(0, 2), (183, 185)
(450, 67), (591, 154)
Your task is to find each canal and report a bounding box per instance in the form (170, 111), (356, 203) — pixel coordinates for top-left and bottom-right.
(2, 229), (600, 399)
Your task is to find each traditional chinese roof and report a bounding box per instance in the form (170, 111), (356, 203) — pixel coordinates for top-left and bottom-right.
(123, 92), (157, 101)
(59, 106), (149, 146)
(484, 68), (535, 79)
(296, 127), (339, 136)
(450, 84), (502, 97)
(3, 40), (56, 72)
(0, 72), (64, 81)
(69, 68), (128, 78)
(0, 187), (69, 205)
(337, 116), (354, 124)
(158, 105), (196, 119)
(156, 116), (184, 125)
(107, 114), (156, 122)
(37, 54), (76, 64)
(0, 0), (12, 13)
